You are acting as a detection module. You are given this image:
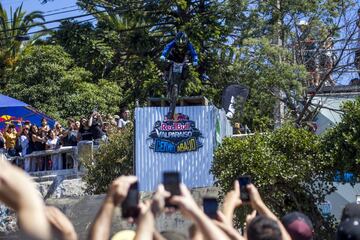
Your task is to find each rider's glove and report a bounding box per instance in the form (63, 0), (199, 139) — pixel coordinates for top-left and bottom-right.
(160, 55), (166, 62)
(192, 60), (198, 67)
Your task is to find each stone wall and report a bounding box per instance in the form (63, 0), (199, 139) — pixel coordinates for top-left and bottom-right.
(0, 175), (86, 238)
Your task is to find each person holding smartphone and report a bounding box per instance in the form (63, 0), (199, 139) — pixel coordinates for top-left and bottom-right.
(88, 176), (170, 240)
(170, 184), (231, 240)
(221, 178), (292, 240)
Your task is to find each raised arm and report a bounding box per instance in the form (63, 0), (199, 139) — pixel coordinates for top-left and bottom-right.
(0, 155), (51, 239)
(45, 206), (78, 240)
(247, 184), (292, 240)
(134, 200), (154, 240)
(88, 113), (94, 127)
(222, 180), (243, 226)
(88, 176), (137, 240)
(170, 184), (231, 240)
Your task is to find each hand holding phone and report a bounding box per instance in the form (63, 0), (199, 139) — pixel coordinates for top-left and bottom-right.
(121, 182), (140, 218)
(238, 176), (251, 202)
(163, 171), (181, 208)
(203, 197), (218, 219)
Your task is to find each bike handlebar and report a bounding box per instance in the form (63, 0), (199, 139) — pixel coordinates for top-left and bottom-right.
(165, 59), (192, 65)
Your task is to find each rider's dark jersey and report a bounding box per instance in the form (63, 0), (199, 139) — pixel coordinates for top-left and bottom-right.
(161, 40), (198, 63)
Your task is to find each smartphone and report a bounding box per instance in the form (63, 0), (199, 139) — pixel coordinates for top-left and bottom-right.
(356, 194), (360, 204)
(203, 197), (218, 219)
(238, 175), (251, 202)
(121, 182), (140, 218)
(163, 171), (181, 207)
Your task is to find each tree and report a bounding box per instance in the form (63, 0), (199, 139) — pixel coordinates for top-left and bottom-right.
(322, 97), (360, 180)
(0, 3), (46, 86)
(83, 127), (134, 194)
(2, 45), (121, 121)
(51, 21), (115, 81)
(215, 0), (357, 129)
(211, 125), (336, 239)
(10, 0), (356, 131)
(209, 38), (308, 131)
(75, 0), (231, 105)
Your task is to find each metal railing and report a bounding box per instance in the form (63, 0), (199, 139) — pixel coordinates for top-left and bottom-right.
(7, 146), (77, 174)
(5, 141), (94, 177)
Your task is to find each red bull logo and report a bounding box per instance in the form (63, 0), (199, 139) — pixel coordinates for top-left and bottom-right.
(149, 113), (203, 153)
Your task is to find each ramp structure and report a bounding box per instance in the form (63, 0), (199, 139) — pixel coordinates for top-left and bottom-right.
(135, 96), (232, 191)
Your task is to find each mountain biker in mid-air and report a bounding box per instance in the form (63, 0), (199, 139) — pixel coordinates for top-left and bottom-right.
(160, 31), (199, 95)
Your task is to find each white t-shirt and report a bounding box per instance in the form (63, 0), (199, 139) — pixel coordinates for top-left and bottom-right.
(118, 118), (130, 128)
(20, 135), (29, 157)
(46, 137), (59, 150)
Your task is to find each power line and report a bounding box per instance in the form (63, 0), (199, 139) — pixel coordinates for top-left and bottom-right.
(43, 8), (83, 18)
(0, 0), (154, 34)
(0, 10), (107, 34)
(0, 17), (98, 41)
(0, 3), (169, 41)
(2, 7), (83, 25)
(43, 5), (78, 13)
(0, 18), (175, 41)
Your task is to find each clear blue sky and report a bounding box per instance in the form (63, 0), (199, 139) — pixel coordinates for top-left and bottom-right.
(1, 0), (90, 30)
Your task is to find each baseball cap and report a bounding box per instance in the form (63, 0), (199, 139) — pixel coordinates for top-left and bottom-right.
(341, 203), (360, 221)
(281, 212), (314, 240)
(336, 218), (360, 240)
(111, 230), (135, 240)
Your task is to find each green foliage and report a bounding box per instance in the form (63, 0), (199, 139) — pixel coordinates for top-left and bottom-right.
(2, 45), (121, 121)
(322, 98), (360, 179)
(51, 21), (115, 80)
(2, 0), (355, 130)
(0, 2), (46, 86)
(108, 57), (163, 105)
(84, 127), (134, 194)
(211, 125), (336, 239)
(210, 38), (307, 130)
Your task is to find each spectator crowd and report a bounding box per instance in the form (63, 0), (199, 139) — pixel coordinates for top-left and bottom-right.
(0, 155), (358, 240)
(0, 108), (132, 172)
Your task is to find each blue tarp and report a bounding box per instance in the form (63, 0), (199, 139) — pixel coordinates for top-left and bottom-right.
(0, 94), (56, 130)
